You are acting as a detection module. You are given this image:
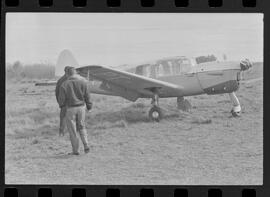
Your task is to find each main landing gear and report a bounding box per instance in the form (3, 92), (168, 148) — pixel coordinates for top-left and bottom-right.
(177, 97), (192, 112)
(149, 94), (163, 122)
(229, 92), (241, 117)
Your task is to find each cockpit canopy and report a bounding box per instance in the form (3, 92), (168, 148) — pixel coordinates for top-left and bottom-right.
(135, 57), (196, 78)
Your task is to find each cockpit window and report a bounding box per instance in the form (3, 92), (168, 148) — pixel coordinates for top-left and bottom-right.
(135, 65), (144, 76)
(170, 58), (193, 74)
(145, 65), (151, 77)
(190, 58), (197, 66)
(135, 64), (151, 77)
(156, 61), (173, 77)
(180, 59), (192, 73)
(172, 60), (181, 74)
(142, 57), (193, 78)
(157, 63), (164, 76)
(182, 59), (190, 65)
(162, 61), (172, 75)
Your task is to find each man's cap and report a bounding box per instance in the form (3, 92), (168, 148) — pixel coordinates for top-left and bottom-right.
(64, 66), (72, 72)
(69, 66), (76, 71)
(68, 66), (77, 75)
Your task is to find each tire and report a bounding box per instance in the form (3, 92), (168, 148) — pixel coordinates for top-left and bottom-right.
(149, 106), (163, 122)
(231, 109), (241, 117)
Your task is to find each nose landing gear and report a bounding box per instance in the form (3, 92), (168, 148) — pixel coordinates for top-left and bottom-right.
(229, 92), (241, 117)
(231, 105), (241, 117)
(149, 94), (163, 121)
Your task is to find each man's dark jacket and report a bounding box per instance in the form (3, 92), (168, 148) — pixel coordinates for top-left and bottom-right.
(58, 75), (92, 110)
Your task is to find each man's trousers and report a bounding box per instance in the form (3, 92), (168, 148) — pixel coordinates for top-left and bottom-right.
(59, 107), (66, 133)
(65, 105), (89, 154)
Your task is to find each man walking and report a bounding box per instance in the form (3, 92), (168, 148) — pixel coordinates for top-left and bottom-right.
(58, 67), (92, 155)
(55, 66), (71, 136)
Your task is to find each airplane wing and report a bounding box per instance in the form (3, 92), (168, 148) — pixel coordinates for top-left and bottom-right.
(76, 65), (183, 101)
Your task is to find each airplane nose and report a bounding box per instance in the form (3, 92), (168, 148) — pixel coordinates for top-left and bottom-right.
(240, 59), (252, 71)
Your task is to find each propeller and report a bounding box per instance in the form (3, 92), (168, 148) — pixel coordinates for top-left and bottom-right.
(240, 59), (253, 71)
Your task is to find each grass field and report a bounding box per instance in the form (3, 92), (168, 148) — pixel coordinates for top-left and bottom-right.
(5, 63), (263, 185)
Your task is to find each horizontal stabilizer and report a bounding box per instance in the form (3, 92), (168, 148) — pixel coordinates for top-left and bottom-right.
(35, 81), (57, 86)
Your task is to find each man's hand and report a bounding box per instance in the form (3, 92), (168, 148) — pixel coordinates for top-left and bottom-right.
(86, 103), (92, 112)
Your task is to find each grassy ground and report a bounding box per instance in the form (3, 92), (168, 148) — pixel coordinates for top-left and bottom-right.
(5, 63), (263, 185)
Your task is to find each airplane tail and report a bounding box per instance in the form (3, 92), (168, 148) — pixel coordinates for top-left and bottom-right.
(55, 49), (79, 77)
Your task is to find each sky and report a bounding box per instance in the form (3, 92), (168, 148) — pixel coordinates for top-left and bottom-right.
(6, 13), (263, 67)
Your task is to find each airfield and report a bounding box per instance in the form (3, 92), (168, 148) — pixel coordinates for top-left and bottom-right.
(5, 63), (263, 185)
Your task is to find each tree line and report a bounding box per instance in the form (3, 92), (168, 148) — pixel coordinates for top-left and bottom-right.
(6, 61), (55, 80)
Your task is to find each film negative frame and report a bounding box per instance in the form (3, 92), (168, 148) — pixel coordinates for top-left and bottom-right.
(1, 0), (269, 196)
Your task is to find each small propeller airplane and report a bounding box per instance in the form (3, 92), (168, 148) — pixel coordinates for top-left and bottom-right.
(36, 50), (253, 121)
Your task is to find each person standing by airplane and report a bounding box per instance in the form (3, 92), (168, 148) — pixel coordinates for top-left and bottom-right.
(58, 67), (92, 155)
(55, 66), (71, 137)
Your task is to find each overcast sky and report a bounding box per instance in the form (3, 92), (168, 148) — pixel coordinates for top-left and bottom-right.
(6, 13), (263, 67)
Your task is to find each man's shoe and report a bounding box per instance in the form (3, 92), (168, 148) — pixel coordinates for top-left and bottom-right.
(84, 147), (90, 153)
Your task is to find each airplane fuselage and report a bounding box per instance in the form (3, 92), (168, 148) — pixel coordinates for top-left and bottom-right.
(86, 57), (243, 100)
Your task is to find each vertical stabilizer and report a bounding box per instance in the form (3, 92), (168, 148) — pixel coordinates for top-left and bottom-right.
(55, 49), (79, 77)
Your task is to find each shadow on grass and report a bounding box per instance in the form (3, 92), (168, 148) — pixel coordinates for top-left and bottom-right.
(89, 103), (183, 129)
(91, 103), (150, 125)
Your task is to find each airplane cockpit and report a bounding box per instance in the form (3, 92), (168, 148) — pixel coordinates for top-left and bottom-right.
(135, 57), (196, 78)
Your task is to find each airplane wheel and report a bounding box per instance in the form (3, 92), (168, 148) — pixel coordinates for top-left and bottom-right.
(231, 109), (241, 117)
(149, 106), (163, 122)
(231, 105), (241, 117)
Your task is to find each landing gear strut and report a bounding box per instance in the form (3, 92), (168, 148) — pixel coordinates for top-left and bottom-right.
(177, 97), (192, 112)
(229, 92), (241, 117)
(149, 94), (163, 121)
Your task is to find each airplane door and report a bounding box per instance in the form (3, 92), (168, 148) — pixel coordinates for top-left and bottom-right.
(180, 71), (204, 95)
(176, 60), (204, 95)
(197, 70), (225, 90)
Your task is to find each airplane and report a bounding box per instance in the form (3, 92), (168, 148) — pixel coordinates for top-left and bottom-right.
(36, 50), (253, 121)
